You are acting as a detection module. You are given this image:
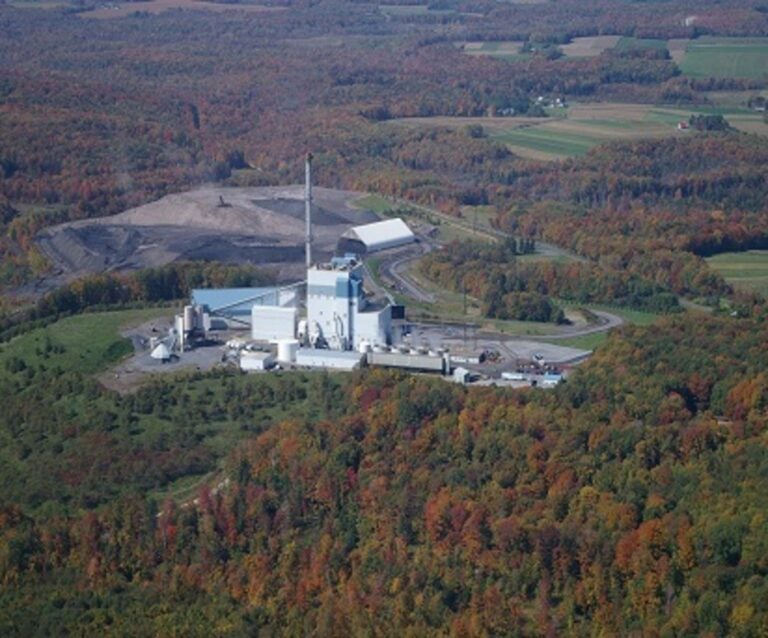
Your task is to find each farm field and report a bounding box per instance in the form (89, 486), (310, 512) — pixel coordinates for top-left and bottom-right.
(679, 37), (768, 80)
(460, 34), (768, 81)
(457, 41), (527, 61)
(390, 101), (766, 160)
(560, 35), (621, 58)
(79, 0), (282, 19)
(706, 250), (768, 297)
(379, 4), (455, 16)
(615, 37), (668, 52)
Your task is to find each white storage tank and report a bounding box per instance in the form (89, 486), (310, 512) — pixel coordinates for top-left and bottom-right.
(183, 305), (195, 332)
(174, 315), (185, 350)
(277, 339), (299, 363)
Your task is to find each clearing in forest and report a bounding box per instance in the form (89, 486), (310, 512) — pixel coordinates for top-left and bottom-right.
(458, 41), (526, 60)
(706, 250), (768, 297)
(0, 309), (166, 380)
(678, 37), (768, 80)
(560, 36), (622, 58)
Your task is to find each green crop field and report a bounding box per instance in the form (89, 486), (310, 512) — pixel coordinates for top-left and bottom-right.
(492, 126), (597, 157)
(679, 37), (768, 80)
(390, 96), (767, 161)
(706, 250), (768, 296)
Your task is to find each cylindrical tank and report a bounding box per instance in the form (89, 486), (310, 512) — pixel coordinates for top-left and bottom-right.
(175, 315), (186, 350)
(183, 305), (195, 332)
(277, 339), (299, 363)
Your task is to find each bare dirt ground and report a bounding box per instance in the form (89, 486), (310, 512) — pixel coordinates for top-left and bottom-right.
(37, 185), (376, 287)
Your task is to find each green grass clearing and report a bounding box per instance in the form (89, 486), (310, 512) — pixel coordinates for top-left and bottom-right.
(679, 37), (768, 80)
(549, 331), (609, 351)
(706, 250), (768, 297)
(354, 193), (395, 215)
(0, 309), (170, 380)
(556, 300), (662, 326)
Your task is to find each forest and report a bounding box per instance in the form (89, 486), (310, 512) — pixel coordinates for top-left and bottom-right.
(420, 237), (684, 319)
(0, 0), (767, 298)
(1, 309), (768, 634)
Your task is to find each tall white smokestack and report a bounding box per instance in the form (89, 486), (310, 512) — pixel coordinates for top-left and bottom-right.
(305, 152), (313, 269)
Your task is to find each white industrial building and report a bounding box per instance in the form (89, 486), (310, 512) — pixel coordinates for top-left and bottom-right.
(240, 351), (274, 371)
(306, 261), (392, 350)
(337, 218), (415, 255)
(296, 349), (364, 370)
(251, 306), (297, 342)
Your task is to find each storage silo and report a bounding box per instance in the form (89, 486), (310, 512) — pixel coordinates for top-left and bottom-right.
(183, 305), (195, 332)
(277, 338), (300, 363)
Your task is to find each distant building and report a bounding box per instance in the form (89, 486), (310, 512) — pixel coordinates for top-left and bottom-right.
(541, 372), (564, 387)
(337, 218), (415, 255)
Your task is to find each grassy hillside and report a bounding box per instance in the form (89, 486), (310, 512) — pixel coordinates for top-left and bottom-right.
(0, 309), (164, 380)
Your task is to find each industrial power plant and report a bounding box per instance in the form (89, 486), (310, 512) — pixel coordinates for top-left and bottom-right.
(136, 155), (580, 386)
(150, 154), (460, 376)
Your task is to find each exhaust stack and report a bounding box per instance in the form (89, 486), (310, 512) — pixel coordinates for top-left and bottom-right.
(305, 152), (313, 268)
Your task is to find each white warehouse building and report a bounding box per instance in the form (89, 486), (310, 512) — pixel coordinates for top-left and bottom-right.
(306, 261), (391, 350)
(337, 217), (415, 255)
(251, 306), (298, 342)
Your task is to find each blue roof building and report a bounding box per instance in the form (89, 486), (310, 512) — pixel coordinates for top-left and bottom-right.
(191, 287), (296, 327)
